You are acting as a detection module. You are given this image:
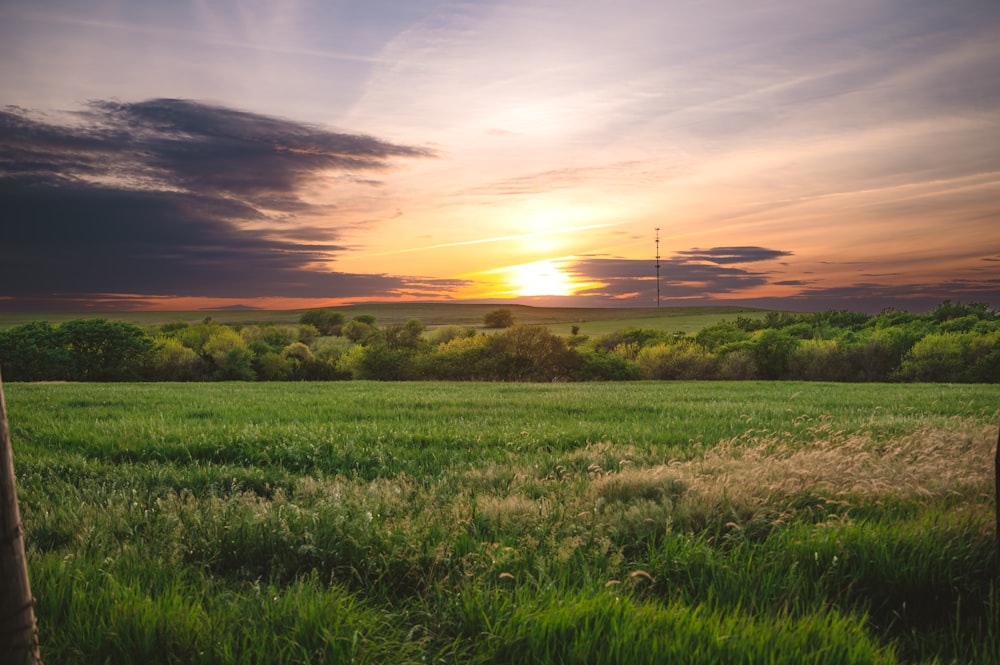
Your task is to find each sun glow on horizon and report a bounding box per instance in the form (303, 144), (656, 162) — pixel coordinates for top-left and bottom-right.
(475, 258), (594, 298)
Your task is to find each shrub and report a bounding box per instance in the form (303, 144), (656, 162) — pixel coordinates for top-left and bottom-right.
(355, 345), (419, 380)
(717, 347), (757, 380)
(151, 336), (204, 381)
(571, 350), (640, 381)
(637, 341), (716, 380)
(484, 307), (515, 329)
(429, 325), (476, 346)
(488, 325), (576, 381)
(789, 339), (850, 381)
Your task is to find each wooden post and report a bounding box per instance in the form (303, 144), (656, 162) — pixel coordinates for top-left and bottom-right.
(0, 369), (42, 664)
(996, 405), (999, 558)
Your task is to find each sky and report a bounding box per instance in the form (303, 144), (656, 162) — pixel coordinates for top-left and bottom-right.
(1, 0), (999, 313)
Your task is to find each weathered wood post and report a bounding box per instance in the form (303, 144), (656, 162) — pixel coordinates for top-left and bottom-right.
(996, 405), (999, 558)
(0, 369), (42, 664)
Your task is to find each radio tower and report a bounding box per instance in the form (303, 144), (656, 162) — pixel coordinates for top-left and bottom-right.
(655, 227), (661, 308)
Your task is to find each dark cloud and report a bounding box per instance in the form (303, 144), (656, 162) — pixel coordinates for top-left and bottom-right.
(560, 247), (999, 311)
(564, 247), (786, 303)
(81, 99), (432, 206)
(770, 278), (1000, 313)
(673, 247), (794, 265)
(0, 99), (441, 308)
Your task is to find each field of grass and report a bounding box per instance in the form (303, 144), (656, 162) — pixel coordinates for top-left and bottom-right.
(0, 303), (773, 335)
(5, 381), (999, 664)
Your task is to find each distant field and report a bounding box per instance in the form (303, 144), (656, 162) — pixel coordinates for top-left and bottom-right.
(0, 303), (776, 334)
(6, 380), (998, 664)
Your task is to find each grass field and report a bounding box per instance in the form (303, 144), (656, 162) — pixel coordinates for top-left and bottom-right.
(5, 381), (999, 664)
(0, 303), (774, 335)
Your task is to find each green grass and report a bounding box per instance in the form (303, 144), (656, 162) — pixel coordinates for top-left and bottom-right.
(6, 381), (999, 664)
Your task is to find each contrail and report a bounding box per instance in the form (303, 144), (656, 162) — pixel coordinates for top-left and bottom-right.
(355, 223), (620, 258)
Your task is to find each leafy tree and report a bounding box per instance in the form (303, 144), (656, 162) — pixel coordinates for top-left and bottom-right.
(282, 341), (314, 362)
(695, 322), (748, 351)
(968, 329), (1000, 383)
(150, 336), (203, 381)
(214, 347), (256, 381)
(896, 332), (968, 382)
(342, 320), (379, 344)
(203, 327), (247, 367)
(297, 324), (320, 344)
(749, 328), (798, 380)
(254, 352), (293, 381)
(384, 319), (427, 352)
(0, 321), (73, 381)
(201, 327), (257, 380)
(60, 319), (154, 380)
(762, 311), (799, 329)
(593, 328), (669, 353)
(298, 309), (345, 336)
(241, 325), (297, 351)
(483, 308), (515, 329)
(928, 300), (995, 323)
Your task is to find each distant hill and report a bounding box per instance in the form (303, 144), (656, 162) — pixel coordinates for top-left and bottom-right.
(0, 303), (787, 335)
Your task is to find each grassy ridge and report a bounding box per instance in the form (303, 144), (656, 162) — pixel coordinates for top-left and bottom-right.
(0, 303), (771, 334)
(6, 381), (999, 664)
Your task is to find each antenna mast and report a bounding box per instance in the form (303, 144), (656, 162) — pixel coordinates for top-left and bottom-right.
(655, 227), (661, 308)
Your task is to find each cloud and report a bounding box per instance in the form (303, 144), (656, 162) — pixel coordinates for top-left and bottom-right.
(459, 162), (647, 197)
(564, 247), (788, 302)
(0, 99), (443, 306)
(674, 247), (794, 265)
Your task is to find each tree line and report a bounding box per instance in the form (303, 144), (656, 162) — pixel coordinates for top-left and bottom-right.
(0, 301), (997, 383)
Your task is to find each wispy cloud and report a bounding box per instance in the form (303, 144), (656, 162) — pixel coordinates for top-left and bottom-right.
(356, 223), (618, 258)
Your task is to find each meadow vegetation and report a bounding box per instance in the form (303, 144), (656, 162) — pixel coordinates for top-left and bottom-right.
(5, 381), (999, 664)
(1, 301), (998, 383)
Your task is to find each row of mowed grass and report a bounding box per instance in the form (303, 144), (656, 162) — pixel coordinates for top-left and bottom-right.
(6, 380), (999, 664)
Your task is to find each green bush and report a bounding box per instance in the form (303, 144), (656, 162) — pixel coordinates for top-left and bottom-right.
(483, 307), (515, 329)
(789, 339), (851, 381)
(298, 308), (345, 336)
(750, 329), (798, 380)
(150, 336), (204, 381)
(637, 341), (716, 380)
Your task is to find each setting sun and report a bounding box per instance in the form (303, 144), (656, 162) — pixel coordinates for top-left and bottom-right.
(507, 259), (577, 297)
(484, 259), (582, 298)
